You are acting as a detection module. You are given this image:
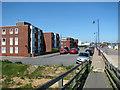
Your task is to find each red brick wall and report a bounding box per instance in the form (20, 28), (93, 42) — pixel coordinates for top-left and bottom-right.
(61, 41), (70, 49)
(1, 25), (30, 57)
(44, 33), (52, 52)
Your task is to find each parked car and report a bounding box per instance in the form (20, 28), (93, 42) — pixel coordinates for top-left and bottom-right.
(89, 46), (95, 51)
(76, 52), (90, 64)
(85, 48), (94, 56)
(76, 47), (80, 51)
(60, 49), (68, 55)
(64, 47), (70, 53)
(70, 48), (78, 54)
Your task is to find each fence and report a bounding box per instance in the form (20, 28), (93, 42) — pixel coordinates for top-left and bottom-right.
(100, 49), (120, 89)
(35, 61), (90, 90)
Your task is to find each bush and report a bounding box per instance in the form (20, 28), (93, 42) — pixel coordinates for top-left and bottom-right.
(52, 48), (59, 51)
(2, 60), (12, 63)
(78, 45), (87, 48)
(15, 61), (22, 64)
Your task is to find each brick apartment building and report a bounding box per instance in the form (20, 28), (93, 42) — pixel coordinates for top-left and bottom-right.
(54, 33), (61, 49)
(61, 37), (78, 49)
(44, 32), (61, 52)
(74, 39), (78, 48)
(0, 22), (46, 57)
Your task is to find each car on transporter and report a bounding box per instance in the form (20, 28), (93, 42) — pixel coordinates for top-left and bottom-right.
(76, 52), (90, 64)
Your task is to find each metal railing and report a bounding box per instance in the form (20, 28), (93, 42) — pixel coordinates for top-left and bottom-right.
(100, 49), (120, 89)
(35, 61), (90, 90)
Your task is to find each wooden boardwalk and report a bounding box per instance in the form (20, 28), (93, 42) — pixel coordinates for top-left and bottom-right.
(84, 48), (112, 88)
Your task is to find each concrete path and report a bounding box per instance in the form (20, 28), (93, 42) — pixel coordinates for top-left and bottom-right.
(84, 48), (112, 88)
(100, 48), (119, 69)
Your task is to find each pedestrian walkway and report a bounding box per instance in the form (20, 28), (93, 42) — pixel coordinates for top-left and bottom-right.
(84, 48), (112, 88)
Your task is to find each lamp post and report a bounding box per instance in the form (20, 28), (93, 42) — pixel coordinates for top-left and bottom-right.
(93, 19), (100, 45)
(94, 32), (97, 47)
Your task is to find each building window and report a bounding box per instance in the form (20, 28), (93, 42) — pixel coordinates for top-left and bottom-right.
(15, 38), (18, 45)
(10, 38), (13, 45)
(61, 38), (67, 41)
(10, 47), (13, 53)
(2, 47), (6, 53)
(2, 38), (6, 45)
(61, 42), (63, 44)
(10, 29), (13, 34)
(15, 47), (18, 53)
(2, 29), (6, 35)
(15, 28), (18, 34)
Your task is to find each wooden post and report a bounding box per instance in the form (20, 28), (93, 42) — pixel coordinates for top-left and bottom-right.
(59, 78), (63, 89)
(73, 70), (76, 87)
(73, 64), (76, 87)
(86, 63), (89, 74)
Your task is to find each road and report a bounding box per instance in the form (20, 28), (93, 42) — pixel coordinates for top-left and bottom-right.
(100, 48), (119, 68)
(0, 54), (78, 66)
(0, 49), (88, 66)
(100, 48), (118, 55)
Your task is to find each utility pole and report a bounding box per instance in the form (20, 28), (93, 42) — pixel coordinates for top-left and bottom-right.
(98, 19), (100, 44)
(93, 19), (100, 46)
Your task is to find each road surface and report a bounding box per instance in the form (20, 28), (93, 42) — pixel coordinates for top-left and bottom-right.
(0, 49), (88, 66)
(100, 48), (119, 69)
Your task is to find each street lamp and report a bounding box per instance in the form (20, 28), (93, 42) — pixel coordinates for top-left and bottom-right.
(93, 19), (100, 44)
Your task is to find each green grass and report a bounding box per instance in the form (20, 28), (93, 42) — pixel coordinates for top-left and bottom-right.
(16, 82), (22, 85)
(2, 61), (29, 77)
(60, 64), (74, 70)
(1, 60), (79, 88)
(2, 77), (13, 88)
(26, 66), (44, 79)
(20, 83), (33, 88)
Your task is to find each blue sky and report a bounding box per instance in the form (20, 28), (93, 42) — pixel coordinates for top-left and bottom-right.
(2, 2), (118, 43)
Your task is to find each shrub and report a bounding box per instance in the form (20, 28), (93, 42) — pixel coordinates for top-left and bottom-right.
(52, 48), (59, 51)
(2, 60), (12, 63)
(78, 45), (87, 48)
(15, 61), (22, 64)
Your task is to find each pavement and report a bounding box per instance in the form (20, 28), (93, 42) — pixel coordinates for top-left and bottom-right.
(84, 48), (112, 88)
(100, 48), (118, 55)
(100, 48), (119, 69)
(0, 52), (60, 59)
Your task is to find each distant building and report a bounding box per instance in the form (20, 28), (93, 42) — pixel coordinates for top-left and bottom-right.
(61, 37), (78, 49)
(74, 39), (78, 48)
(0, 22), (46, 57)
(44, 32), (61, 52)
(54, 33), (61, 49)
(78, 40), (82, 46)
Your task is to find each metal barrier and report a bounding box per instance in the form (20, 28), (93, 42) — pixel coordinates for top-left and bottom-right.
(35, 61), (90, 90)
(100, 49), (120, 89)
